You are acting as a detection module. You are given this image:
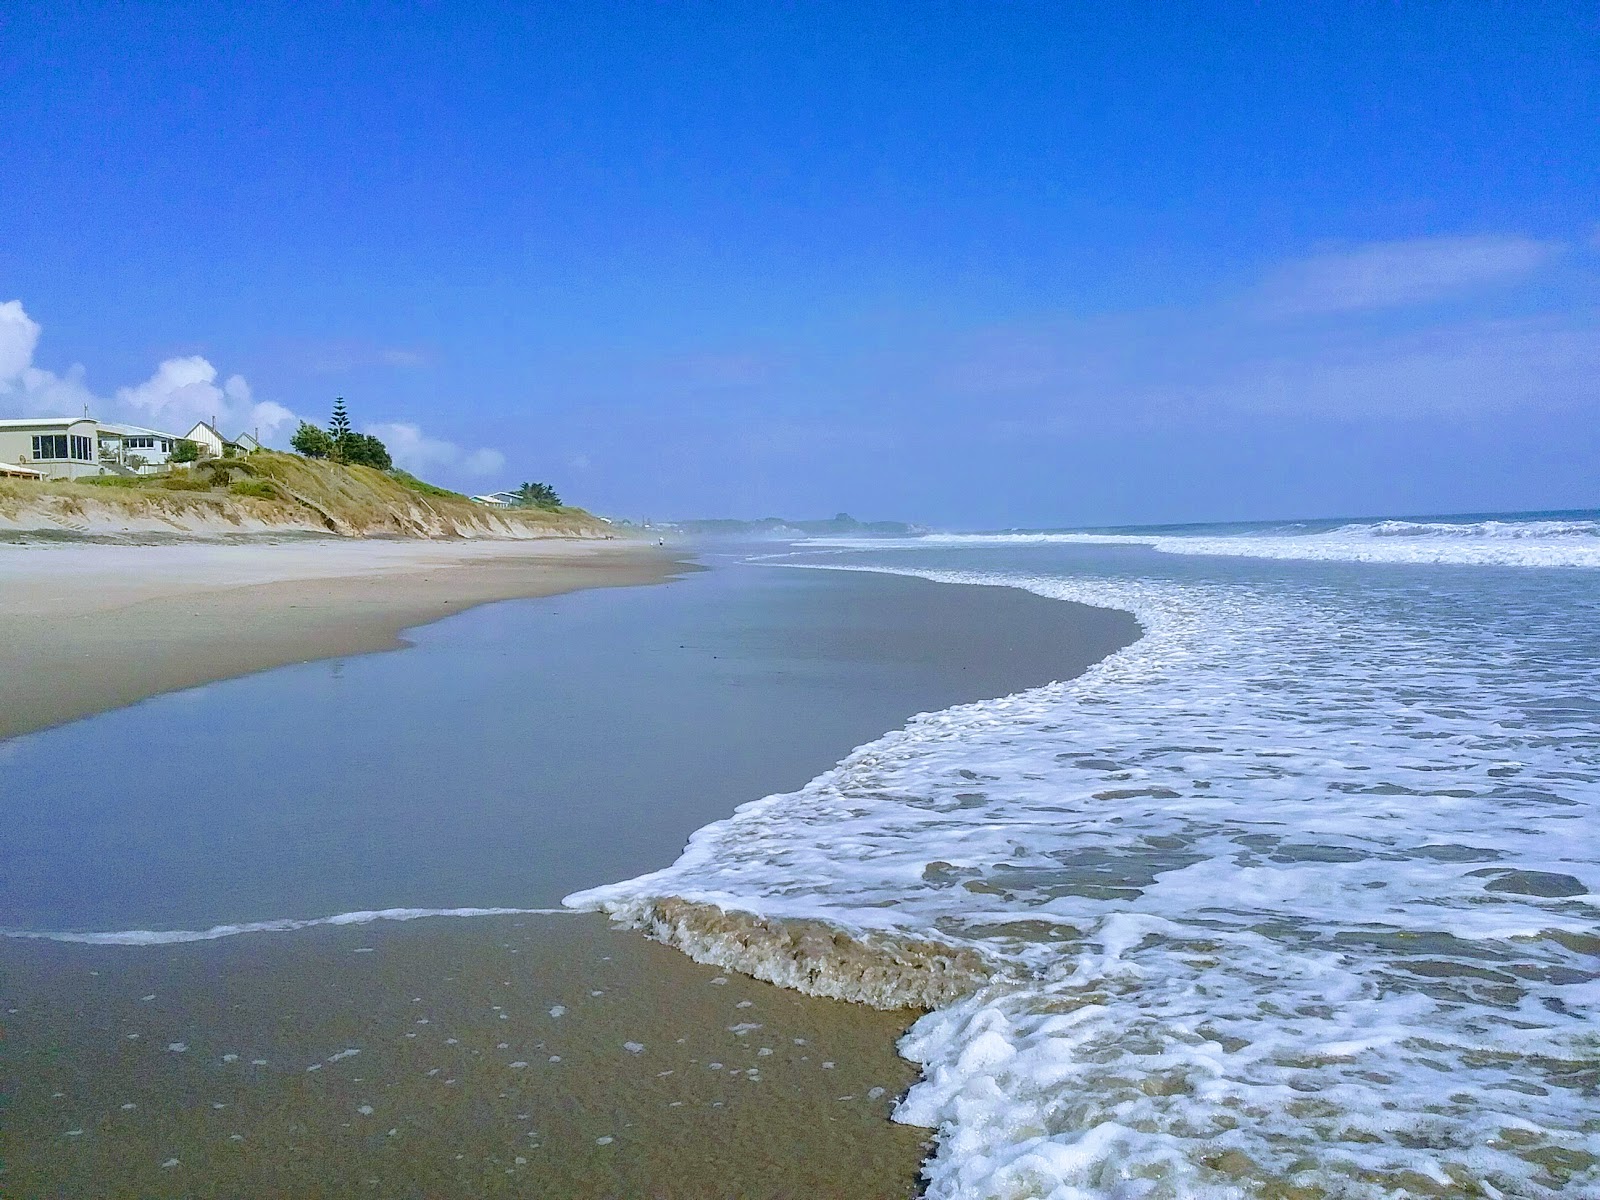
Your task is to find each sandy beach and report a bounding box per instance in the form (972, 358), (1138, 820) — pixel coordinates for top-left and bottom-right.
(1, 547), (1140, 1198)
(0, 537), (683, 741)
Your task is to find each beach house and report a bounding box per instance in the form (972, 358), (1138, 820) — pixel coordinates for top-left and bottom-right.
(96, 422), (182, 474)
(0, 416), (105, 480)
(182, 420), (259, 459)
(470, 491), (518, 507)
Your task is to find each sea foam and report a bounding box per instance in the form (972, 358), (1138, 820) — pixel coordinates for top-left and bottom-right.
(805, 514), (1600, 569)
(0, 906), (573, 945)
(570, 555), (1600, 1198)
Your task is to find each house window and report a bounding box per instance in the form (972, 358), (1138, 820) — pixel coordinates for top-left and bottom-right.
(32, 434), (68, 459)
(71, 435), (93, 460)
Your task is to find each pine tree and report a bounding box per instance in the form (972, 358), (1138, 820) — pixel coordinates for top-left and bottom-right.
(330, 397), (352, 440)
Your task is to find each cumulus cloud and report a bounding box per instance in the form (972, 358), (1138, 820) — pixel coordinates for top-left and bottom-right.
(0, 301), (42, 381)
(113, 355), (295, 437)
(367, 421), (506, 479)
(0, 299), (298, 438)
(1256, 234), (1559, 316)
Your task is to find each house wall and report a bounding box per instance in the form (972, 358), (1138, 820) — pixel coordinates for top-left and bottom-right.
(185, 424), (225, 458)
(99, 431), (178, 473)
(0, 419), (104, 479)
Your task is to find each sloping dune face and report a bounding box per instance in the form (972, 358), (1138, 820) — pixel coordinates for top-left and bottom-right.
(573, 547), (1600, 1200)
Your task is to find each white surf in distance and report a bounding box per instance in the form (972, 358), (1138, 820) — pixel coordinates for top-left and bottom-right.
(805, 512), (1600, 569)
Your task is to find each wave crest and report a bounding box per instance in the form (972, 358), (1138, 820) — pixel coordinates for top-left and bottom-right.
(569, 895), (996, 1010)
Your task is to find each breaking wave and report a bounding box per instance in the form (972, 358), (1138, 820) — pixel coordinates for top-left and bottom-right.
(570, 557), (1600, 1199)
(808, 513), (1600, 569)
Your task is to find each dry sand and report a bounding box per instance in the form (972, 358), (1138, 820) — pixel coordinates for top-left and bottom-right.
(0, 537), (684, 741)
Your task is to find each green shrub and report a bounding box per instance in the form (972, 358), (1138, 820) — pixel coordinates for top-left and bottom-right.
(83, 475), (145, 488)
(230, 479), (279, 499)
(291, 422), (333, 458)
(160, 475), (214, 491)
(510, 481), (562, 508)
(170, 439), (202, 464)
(340, 432), (391, 470)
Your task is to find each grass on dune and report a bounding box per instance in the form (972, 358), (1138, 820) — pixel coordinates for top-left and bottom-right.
(0, 452), (606, 538)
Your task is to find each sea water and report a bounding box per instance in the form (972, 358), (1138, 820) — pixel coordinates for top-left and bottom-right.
(571, 513), (1600, 1199)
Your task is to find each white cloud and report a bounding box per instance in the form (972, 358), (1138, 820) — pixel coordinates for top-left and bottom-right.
(929, 231), (1599, 430)
(0, 299), (299, 439)
(1151, 313), (1600, 421)
(377, 348), (430, 369)
(0, 300), (42, 381)
(367, 421), (506, 479)
(1256, 234), (1559, 316)
(299, 342), (434, 373)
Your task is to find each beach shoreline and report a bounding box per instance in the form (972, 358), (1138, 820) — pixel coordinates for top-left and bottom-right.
(0, 537), (687, 741)
(2, 553), (1143, 1198)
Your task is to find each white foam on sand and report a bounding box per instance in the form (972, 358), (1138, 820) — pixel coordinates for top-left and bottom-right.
(0, 906), (574, 945)
(569, 558), (1600, 1199)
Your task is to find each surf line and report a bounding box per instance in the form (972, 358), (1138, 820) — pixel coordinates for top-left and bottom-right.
(0, 906), (582, 946)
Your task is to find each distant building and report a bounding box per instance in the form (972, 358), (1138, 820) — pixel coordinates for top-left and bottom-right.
(0, 416), (104, 480)
(470, 491), (515, 507)
(234, 431), (261, 453)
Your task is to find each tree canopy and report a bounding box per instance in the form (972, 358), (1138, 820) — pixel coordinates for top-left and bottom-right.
(291, 422), (333, 459)
(512, 481), (561, 508)
(290, 400), (391, 470)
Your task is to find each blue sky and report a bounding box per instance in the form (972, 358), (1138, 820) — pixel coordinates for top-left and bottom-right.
(2, 3), (1596, 526)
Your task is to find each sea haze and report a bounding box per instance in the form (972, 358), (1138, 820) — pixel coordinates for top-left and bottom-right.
(573, 511), (1600, 1200)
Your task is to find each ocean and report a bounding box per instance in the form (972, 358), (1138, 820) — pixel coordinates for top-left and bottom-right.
(572, 511), (1600, 1199)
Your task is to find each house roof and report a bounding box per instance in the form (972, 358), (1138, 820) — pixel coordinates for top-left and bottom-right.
(185, 420), (243, 447)
(0, 416), (96, 430)
(0, 461), (45, 477)
(98, 422), (181, 439)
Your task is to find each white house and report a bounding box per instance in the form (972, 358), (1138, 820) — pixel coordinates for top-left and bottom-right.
(0, 416), (104, 480)
(183, 420), (258, 459)
(97, 422), (181, 474)
(470, 490), (519, 507)
(184, 420), (230, 458)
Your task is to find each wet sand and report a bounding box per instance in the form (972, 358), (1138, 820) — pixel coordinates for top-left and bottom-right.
(1, 915), (930, 1199)
(1, 559), (1142, 1198)
(0, 537), (681, 741)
